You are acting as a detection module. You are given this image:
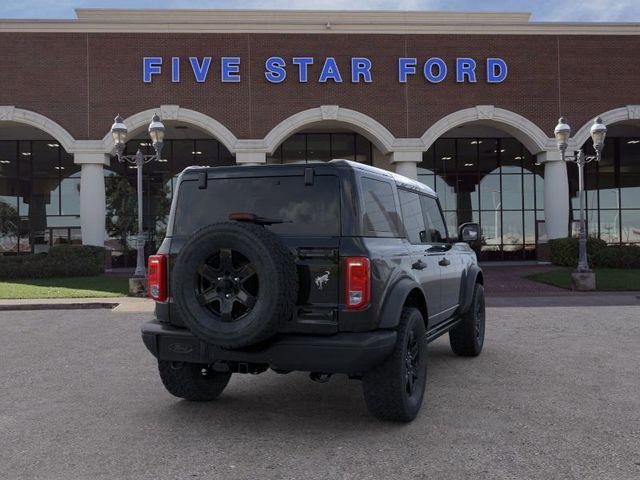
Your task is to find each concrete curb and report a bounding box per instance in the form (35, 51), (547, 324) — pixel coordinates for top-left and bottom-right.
(0, 302), (119, 311)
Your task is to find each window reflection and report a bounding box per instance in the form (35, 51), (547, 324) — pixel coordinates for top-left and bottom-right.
(418, 136), (544, 260)
(569, 136), (640, 245)
(0, 140), (82, 253)
(269, 132), (373, 165)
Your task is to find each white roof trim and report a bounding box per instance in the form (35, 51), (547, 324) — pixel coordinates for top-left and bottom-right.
(0, 9), (639, 35)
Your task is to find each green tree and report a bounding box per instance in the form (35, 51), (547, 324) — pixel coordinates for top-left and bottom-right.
(105, 174), (171, 253)
(105, 175), (137, 252)
(0, 201), (21, 250)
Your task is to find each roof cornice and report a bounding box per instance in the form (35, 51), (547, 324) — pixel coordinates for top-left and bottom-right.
(0, 9), (639, 35)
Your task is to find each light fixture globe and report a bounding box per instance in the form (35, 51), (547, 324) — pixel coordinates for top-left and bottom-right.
(590, 116), (607, 153)
(148, 113), (165, 144)
(554, 117), (571, 152)
(110, 115), (128, 151)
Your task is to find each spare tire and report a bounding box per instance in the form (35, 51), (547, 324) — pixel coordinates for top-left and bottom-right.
(172, 222), (298, 348)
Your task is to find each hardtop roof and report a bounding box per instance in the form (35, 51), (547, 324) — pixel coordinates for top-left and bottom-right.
(182, 159), (437, 197)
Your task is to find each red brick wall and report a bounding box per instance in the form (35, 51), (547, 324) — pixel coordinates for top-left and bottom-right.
(1, 32), (639, 142)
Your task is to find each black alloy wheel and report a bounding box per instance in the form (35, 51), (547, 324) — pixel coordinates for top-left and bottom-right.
(449, 283), (485, 357)
(362, 307), (428, 422)
(405, 329), (421, 397)
(195, 248), (259, 322)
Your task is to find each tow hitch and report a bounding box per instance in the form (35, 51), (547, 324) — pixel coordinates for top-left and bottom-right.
(309, 372), (332, 383)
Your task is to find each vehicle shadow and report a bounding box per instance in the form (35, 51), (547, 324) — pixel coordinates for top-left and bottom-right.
(144, 339), (477, 434)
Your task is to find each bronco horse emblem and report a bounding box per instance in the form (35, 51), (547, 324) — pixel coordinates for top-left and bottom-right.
(315, 271), (330, 290)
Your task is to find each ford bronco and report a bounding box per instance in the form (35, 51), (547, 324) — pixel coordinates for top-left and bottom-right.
(141, 159), (485, 422)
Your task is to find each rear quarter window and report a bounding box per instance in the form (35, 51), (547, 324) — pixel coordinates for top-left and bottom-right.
(173, 174), (341, 237)
(360, 177), (403, 236)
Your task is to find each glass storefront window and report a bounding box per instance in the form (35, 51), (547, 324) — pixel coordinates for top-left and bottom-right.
(456, 138), (477, 172)
(620, 180), (640, 208)
(435, 139), (455, 174)
(270, 132), (373, 165)
(331, 133), (355, 161)
(479, 175), (501, 211)
(0, 141), (18, 177)
(502, 211), (524, 248)
(282, 134), (306, 163)
(524, 211), (536, 245)
(523, 174), (536, 210)
(478, 139), (499, 174)
(420, 136), (545, 260)
(355, 134), (372, 164)
(621, 210), (640, 243)
(567, 136), (640, 244)
(307, 134), (330, 162)
(500, 138), (522, 174)
(436, 175), (456, 211)
(599, 210), (620, 243)
(501, 175), (523, 210)
(455, 175), (479, 211)
(60, 176), (81, 216)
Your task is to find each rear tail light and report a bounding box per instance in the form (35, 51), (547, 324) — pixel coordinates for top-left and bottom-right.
(148, 254), (168, 302)
(344, 257), (370, 310)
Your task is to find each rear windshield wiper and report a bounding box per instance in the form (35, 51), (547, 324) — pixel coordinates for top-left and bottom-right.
(229, 212), (291, 225)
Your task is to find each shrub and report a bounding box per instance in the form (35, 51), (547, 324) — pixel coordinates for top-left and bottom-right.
(549, 237), (607, 267)
(0, 245), (106, 279)
(593, 245), (640, 269)
(550, 237), (640, 269)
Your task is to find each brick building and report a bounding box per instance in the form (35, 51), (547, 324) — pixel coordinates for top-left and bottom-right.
(1, 9), (639, 263)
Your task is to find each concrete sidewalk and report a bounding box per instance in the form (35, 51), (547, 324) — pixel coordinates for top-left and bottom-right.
(0, 296), (153, 312)
(1, 291), (639, 311)
(1, 265), (638, 311)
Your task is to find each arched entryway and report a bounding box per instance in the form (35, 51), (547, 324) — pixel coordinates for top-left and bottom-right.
(260, 106), (396, 170)
(419, 117), (549, 261)
(104, 116), (237, 267)
(0, 109), (80, 254)
(570, 109), (640, 245)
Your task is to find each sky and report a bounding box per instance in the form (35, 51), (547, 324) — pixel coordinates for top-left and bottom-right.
(1, 0), (640, 22)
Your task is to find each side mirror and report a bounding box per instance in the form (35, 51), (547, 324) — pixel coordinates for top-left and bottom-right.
(458, 222), (480, 243)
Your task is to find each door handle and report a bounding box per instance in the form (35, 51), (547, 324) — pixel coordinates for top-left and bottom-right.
(412, 260), (427, 270)
(438, 257), (451, 267)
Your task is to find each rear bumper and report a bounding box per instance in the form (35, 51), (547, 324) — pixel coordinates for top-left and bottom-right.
(141, 321), (397, 375)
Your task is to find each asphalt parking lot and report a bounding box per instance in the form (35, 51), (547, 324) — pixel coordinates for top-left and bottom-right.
(1, 306), (639, 480)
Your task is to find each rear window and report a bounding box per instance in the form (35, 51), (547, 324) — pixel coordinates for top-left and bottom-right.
(173, 175), (340, 236)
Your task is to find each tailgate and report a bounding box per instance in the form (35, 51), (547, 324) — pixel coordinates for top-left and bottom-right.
(280, 237), (340, 335)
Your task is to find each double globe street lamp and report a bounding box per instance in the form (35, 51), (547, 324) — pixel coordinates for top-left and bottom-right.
(553, 116), (607, 287)
(110, 114), (166, 278)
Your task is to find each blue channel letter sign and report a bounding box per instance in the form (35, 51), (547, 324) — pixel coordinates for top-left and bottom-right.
(142, 56), (508, 84)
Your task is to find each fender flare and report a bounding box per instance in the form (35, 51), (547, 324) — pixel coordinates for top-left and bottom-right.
(458, 264), (483, 314)
(377, 276), (426, 329)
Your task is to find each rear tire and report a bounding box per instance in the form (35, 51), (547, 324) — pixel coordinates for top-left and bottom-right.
(362, 307), (428, 422)
(158, 361), (231, 401)
(449, 283), (485, 357)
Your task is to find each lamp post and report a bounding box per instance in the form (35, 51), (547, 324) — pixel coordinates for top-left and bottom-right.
(553, 116), (607, 279)
(110, 114), (165, 278)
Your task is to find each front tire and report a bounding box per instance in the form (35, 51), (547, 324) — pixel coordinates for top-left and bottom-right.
(449, 283), (485, 357)
(158, 361), (232, 401)
(362, 307), (428, 422)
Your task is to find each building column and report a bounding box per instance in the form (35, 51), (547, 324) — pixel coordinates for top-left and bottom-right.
(236, 151), (266, 165)
(75, 152), (110, 246)
(390, 151), (422, 180)
(538, 151), (569, 239)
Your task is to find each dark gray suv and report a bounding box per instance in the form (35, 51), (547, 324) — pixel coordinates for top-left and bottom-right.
(142, 159), (485, 422)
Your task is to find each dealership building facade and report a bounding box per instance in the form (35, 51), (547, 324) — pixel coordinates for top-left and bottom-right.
(1, 9), (640, 263)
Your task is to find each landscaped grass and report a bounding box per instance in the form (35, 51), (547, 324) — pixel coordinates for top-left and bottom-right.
(0, 276), (130, 299)
(526, 268), (640, 291)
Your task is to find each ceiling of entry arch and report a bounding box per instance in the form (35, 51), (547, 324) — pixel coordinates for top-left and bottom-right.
(0, 122), (56, 141)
